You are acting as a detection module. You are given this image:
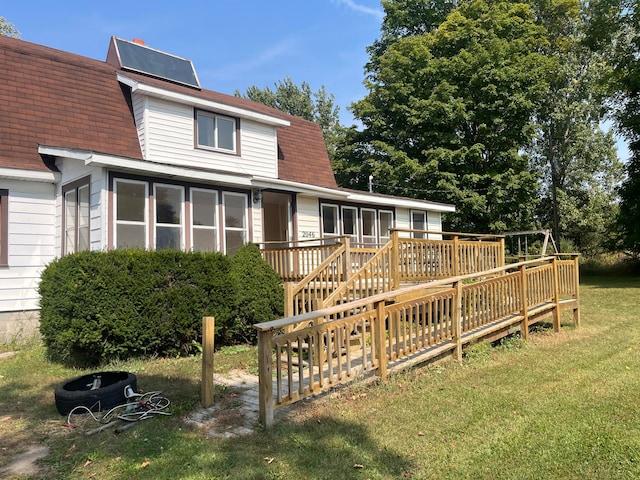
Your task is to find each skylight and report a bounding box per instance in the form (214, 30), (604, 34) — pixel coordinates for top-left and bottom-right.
(113, 38), (200, 89)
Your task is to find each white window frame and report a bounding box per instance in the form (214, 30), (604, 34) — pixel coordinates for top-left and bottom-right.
(361, 208), (377, 245)
(222, 191), (248, 255)
(341, 206), (359, 244)
(114, 178), (149, 249)
(153, 183), (185, 250)
(411, 210), (427, 239)
(190, 188), (219, 252)
(321, 203), (339, 237)
(63, 179), (90, 255)
(196, 110), (237, 154)
(379, 210), (393, 245)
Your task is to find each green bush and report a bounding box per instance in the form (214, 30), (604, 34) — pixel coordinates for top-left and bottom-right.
(38, 247), (283, 366)
(228, 244), (284, 343)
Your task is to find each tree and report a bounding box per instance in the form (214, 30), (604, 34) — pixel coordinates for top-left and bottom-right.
(337, 0), (553, 233)
(0, 16), (20, 38)
(235, 77), (344, 159)
(525, 0), (622, 252)
(584, 0), (640, 256)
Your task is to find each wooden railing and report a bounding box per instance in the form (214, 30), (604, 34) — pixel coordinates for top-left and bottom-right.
(254, 255), (580, 427)
(260, 237), (344, 283)
(394, 230), (505, 282)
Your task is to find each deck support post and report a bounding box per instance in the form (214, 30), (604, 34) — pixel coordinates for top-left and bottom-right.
(452, 281), (463, 362)
(374, 301), (388, 379)
(201, 316), (215, 408)
(452, 236), (460, 277)
(519, 265), (529, 341)
(257, 329), (274, 428)
(342, 236), (351, 282)
(284, 282), (294, 320)
(552, 256), (561, 333)
(390, 230), (400, 290)
(573, 255), (581, 327)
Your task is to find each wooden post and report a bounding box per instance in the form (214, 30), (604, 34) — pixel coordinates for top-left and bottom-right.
(452, 235), (459, 277)
(201, 316), (215, 408)
(573, 255), (581, 327)
(375, 301), (388, 379)
(257, 329), (274, 428)
(343, 236), (351, 282)
(284, 282), (294, 319)
(519, 265), (529, 341)
(499, 237), (506, 267)
(390, 230), (399, 290)
(552, 256), (561, 333)
(452, 281), (463, 362)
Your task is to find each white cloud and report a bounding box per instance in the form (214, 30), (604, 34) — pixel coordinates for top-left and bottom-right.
(199, 38), (298, 83)
(333, 0), (384, 20)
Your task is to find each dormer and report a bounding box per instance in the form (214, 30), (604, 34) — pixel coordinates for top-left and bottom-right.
(106, 37), (290, 180)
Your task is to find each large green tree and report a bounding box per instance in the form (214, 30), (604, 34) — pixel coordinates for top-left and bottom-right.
(526, 0), (622, 252)
(0, 16), (20, 38)
(584, 0), (640, 256)
(235, 77), (343, 160)
(337, 0), (553, 233)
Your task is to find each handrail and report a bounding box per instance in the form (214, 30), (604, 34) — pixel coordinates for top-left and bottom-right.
(322, 241), (394, 308)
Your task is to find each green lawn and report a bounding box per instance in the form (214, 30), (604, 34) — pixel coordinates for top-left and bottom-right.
(2, 275), (640, 479)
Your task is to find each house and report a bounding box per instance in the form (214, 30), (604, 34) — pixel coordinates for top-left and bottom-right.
(0, 35), (454, 341)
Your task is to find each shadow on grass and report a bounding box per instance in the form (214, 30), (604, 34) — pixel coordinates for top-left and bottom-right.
(95, 413), (414, 480)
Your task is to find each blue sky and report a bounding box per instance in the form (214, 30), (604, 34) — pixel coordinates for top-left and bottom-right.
(3, 0), (384, 126)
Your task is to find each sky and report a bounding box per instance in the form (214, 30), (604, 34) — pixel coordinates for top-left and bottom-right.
(2, 0), (384, 126)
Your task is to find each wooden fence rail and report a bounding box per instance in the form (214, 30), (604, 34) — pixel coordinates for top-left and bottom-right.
(254, 255), (580, 427)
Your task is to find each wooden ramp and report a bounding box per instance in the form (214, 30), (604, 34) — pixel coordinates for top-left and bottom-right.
(255, 255), (580, 427)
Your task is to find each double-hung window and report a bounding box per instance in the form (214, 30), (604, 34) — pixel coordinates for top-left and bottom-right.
(411, 210), (427, 239)
(0, 189), (8, 266)
(222, 192), (248, 256)
(191, 188), (218, 252)
(63, 178), (90, 254)
(321, 204), (339, 237)
(379, 210), (393, 245)
(114, 179), (148, 249)
(361, 208), (377, 245)
(342, 206), (358, 244)
(154, 184), (184, 250)
(196, 110), (237, 153)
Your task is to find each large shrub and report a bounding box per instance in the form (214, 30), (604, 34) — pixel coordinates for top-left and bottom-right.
(38, 248), (282, 366)
(228, 243), (284, 343)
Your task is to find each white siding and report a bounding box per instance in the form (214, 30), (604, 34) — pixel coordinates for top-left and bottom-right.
(427, 211), (443, 240)
(251, 192), (263, 244)
(295, 195), (320, 242)
(143, 97), (278, 178)
(0, 180), (55, 312)
(395, 207), (411, 237)
(132, 93), (147, 158)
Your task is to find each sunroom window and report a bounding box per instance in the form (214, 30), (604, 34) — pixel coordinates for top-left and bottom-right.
(63, 179), (90, 255)
(115, 179), (148, 249)
(196, 110), (237, 153)
(155, 184), (184, 250)
(191, 188), (218, 252)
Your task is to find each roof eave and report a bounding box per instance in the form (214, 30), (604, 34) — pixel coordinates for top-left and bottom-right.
(117, 73), (291, 128)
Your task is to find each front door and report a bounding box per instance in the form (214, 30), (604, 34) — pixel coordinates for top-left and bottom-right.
(262, 191), (292, 248)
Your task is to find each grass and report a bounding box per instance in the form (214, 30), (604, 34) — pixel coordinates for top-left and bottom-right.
(2, 275), (640, 479)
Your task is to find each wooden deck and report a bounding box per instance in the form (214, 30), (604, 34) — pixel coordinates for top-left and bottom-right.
(254, 255), (580, 427)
